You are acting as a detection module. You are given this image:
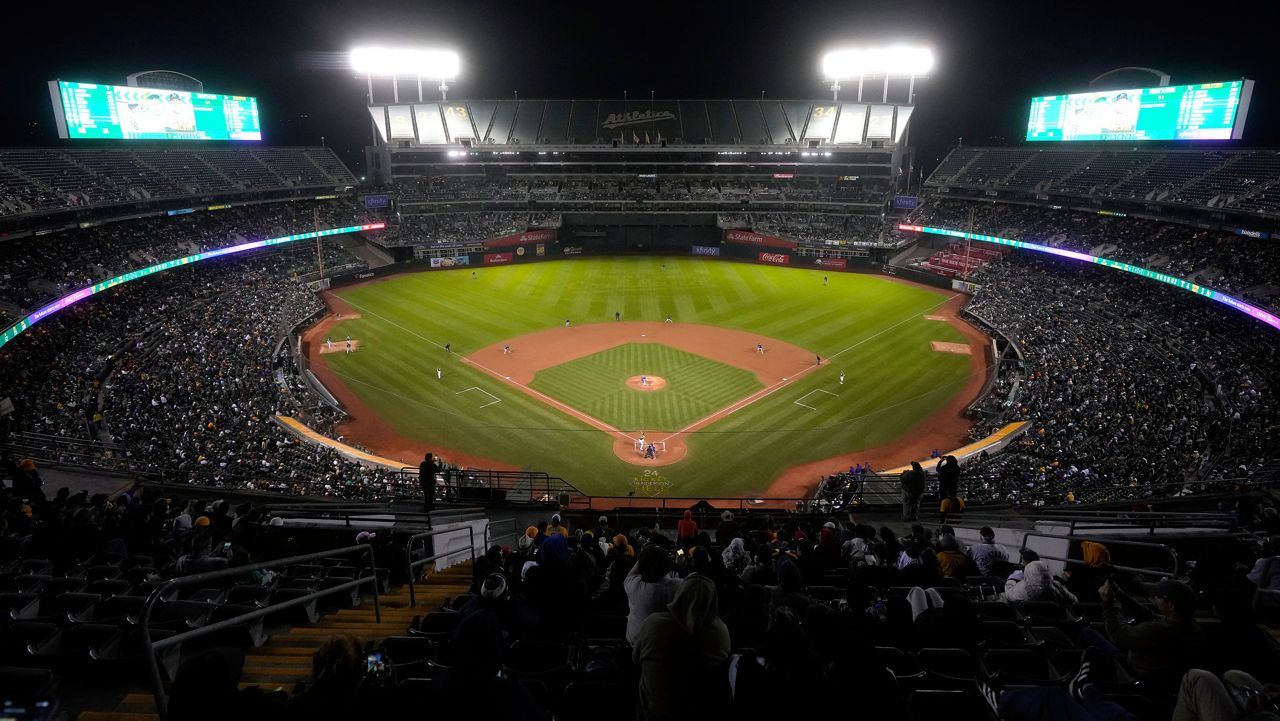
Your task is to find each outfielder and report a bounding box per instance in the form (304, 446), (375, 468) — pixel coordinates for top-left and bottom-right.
(839, 370), (845, 385)
(436, 368), (442, 380)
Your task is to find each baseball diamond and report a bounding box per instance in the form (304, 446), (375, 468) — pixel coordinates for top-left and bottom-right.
(306, 256), (985, 497)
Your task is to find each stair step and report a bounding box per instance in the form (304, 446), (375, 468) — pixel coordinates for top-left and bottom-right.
(245, 654), (313, 668)
(78, 713), (159, 721)
(115, 695), (157, 714)
(247, 646), (317, 657)
(242, 668), (312, 683)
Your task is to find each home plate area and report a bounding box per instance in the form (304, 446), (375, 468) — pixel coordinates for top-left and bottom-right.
(319, 339), (362, 354)
(931, 341), (972, 355)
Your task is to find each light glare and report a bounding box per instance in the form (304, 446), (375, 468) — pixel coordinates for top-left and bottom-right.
(350, 47), (460, 78)
(822, 47), (935, 79)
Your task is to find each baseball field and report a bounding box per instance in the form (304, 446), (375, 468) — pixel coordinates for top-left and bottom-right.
(307, 257), (986, 499)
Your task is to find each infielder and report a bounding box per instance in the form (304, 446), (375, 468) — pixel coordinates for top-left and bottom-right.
(756, 343), (764, 355)
(665, 314), (673, 324)
(565, 319), (571, 328)
(445, 343), (451, 353)
(345, 340), (352, 354)
(325, 336), (332, 350)
(503, 344), (511, 355)
(640, 375), (648, 387)
(815, 354), (821, 366)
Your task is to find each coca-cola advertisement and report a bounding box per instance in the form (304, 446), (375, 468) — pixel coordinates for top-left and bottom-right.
(484, 252), (513, 265)
(757, 251), (791, 266)
(723, 229), (797, 250)
(483, 228), (556, 249)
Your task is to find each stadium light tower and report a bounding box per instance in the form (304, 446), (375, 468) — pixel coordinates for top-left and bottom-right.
(350, 47), (461, 103)
(821, 46), (935, 103)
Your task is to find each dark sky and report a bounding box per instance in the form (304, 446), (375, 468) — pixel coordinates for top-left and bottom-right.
(5, 0), (1277, 175)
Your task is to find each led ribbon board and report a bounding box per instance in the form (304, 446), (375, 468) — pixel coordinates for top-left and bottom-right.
(0, 223), (385, 351)
(897, 224), (1280, 332)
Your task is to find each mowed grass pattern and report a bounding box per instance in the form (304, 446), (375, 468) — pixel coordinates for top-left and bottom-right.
(323, 257), (977, 497)
(530, 343), (763, 431)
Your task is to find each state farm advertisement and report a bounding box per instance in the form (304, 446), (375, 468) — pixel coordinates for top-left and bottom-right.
(483, 228), (556, 249)
(811, 257), (847, 269)
(723, 229), (797, 250)
(484, 252), (513, 265)
(757, 251), (791, 266)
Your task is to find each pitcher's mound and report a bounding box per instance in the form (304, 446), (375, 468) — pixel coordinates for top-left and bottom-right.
(626, 375), (667, 391)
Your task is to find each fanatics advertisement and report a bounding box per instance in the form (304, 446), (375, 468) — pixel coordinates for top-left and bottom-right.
(757, 251), (791, 266)
(691, 245), (721, 256)
(429, 256), (470, 268)
(483, 252), (513, 265)
(483, 228), (556, 249)
(723, 229), (797, 250)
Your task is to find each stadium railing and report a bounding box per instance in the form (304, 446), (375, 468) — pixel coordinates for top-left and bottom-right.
(1017, 531), (1180, 580)
(405, 526), (478, 607)
(140, 542), (381, 720)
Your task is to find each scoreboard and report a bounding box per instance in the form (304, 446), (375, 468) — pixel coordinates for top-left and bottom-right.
(1026, 80), (1252, 142)
(49, 81), (262, 141)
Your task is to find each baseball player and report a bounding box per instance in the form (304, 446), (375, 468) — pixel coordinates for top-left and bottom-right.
(639, 432), (646, 448)
(472, 271), (477, 279)
(445, 343), (451, 353)
(665, 314), (673, 324)
(345, 335), (351, 343)
(565, 319), (571, 328)
(824, 275), (828, 286)
(640, 374), (648, 387)
(645, 443), (657, 459)
(436, 368), (442, 380)
(815, 354), (821, 366)
(756, 343), (764, 355)
(615, 310), (621, 321)
(839, 370), (845, 385)
(345, 340), (352, 354)
(503, 344), (511, 355)
(325, 336), (332, 351)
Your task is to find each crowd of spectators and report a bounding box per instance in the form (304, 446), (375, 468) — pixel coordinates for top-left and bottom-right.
(138, 507), (1280, 721)
(0, 198), (373, 313)
(956, 250), (1279, 506)
(717, 212), (898, 246)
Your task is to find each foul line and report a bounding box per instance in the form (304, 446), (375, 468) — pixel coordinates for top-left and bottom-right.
(457, 386), (502, 408)
(794, 388), (837, 410)
(337, 296), (449, 351)
(655, 295), (960, 443)
(459, 355), (634, 439)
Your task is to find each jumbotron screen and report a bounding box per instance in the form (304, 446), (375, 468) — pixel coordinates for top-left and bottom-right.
(49, 81), (262, 141)
(1025, 80), (1253, 142)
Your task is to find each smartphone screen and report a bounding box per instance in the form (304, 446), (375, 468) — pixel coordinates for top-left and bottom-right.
(366, 651), (384, 674)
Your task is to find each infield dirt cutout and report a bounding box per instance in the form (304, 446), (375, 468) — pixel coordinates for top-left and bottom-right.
(464, 322), (819, 467)
(625, 375), (667, 392)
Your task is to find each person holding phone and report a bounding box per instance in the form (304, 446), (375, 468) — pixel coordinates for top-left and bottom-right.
(1090, 578), (1206, 698)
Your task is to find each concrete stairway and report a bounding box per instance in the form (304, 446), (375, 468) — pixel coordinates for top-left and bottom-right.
(77, 562), (474, 721)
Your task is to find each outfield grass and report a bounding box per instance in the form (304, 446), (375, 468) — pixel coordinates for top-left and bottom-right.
(321, 257), (975, 498)
(530, 343), (763, 431)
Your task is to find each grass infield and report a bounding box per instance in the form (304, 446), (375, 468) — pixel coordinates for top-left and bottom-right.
(320, 257), (975, 498)
(530, 342), (763, 432)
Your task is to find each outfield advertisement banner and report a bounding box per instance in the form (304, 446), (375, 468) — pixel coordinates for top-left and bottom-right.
(757, 251), (790, 266)
(723, 229), (797, 250)
(691, 245), (721, 256)
(484, 252), (513, 265)
(952, 278), (983, 293)
(561, 246), (583, 256)
(430, 256), (470, 268)
(811, 257), (847, 269)
(483, 229), (556, 249)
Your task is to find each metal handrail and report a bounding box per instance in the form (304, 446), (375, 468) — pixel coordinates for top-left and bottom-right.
(405, 526), (477, 607)
(484, 517), (519, 548)
(1018, 531), (1179, 580)
(140, 542), (381, 720)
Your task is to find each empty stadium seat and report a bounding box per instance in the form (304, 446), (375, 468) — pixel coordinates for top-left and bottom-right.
(980, 649), (1066, 685)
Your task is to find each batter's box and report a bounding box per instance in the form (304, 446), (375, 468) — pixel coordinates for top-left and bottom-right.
(794, 388), (838, 410)
(930, 341), (972, 355)
(456, 386), (503, 408)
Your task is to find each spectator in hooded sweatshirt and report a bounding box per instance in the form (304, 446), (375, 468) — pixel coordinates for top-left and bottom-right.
(1003, 560), (1078, 606)
(634, 574), (731, 721)
(677, 510), (699, 550)
(625, 546), (683, 644)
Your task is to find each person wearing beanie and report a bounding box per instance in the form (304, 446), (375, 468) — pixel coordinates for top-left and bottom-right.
(523, 533), (586, 637)
(715, 510), (739, 545)
(195, 516), (211, 527)
(610, 534), (635, 558)
(355, 531), (377, 544)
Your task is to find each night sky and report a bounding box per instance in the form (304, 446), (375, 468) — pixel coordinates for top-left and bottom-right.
(4, 0), (1276, 175)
